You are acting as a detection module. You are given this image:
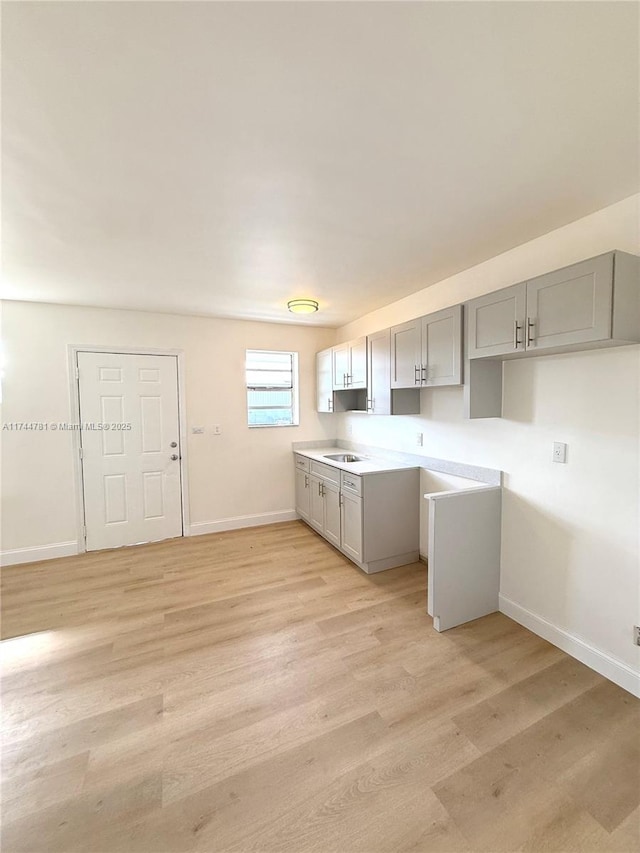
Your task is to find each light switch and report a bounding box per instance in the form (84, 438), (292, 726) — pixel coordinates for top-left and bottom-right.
(191, 426), (205, 435)
(553, 441), (567, 463)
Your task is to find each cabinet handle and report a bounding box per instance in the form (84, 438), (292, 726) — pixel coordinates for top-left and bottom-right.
(526, 318), (535, 347)
(322, 483), (326, 497)
(421, 364), (427, 383)
(338, 493), (343, 507)
(304, 475), (308, 488)
(414, 365), (420, 384)
(318, 482), (322, 496)
(514, 321), (522, 349)
(347, 374), (352, 386)
(327, 398), (333, 411)
(343, 373), (347, 387)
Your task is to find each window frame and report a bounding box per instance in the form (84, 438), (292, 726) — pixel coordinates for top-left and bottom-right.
(245, 349), (300, 429)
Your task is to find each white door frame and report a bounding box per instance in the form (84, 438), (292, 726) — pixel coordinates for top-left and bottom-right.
(67, 344), (190, 553)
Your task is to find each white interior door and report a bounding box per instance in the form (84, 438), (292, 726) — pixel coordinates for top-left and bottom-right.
(77, 352), (183, 551)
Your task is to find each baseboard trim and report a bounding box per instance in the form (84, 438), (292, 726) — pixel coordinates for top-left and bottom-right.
(1, 541), (80, 567)
(189, 510), (299, 536)
(499, 593), (640, 698)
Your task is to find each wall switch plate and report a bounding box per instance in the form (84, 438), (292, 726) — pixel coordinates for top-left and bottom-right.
(553, 441), (567, 463)
(416, 432), (423, 447)
(213, 425), (222, 435)
(191, 426), (205, 434)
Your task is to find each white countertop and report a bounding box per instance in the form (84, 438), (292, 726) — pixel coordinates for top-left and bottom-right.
(293, 446), (418, 475)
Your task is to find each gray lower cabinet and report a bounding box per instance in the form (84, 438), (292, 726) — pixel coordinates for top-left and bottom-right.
(467, 251), (640, 360)
(308, 462), (341, 548)
(340, 489), (363, 563)
(294, 455), (419, 573)
(391, 306), (462, 389)
(294, 467), (310, 522)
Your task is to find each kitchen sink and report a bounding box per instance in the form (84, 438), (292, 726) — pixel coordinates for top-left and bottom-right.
(323, 454), (366, 463)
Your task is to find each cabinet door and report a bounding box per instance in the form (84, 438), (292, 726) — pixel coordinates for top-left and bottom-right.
(367, 329), (391, 415)
(421, 305), (462, 386)
(467, 283), (526, 359)
(323, 481), (341, 548)
(332, 343), (350, 389)
(308, 476), (325, 532)
(525, 254), (613, 351)
(294, 468), (310, 521)
(348, 337), (367, 388)
(316, 349), (334, 413)
(340, 491), (363, 563)
(390, 319), (422, 389)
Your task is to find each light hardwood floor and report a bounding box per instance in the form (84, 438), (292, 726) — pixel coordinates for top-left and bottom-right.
(1, 521), (638, 852)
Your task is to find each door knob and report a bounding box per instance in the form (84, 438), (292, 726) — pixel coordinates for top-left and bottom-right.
(170, 454), (179, 461)
(170, 441), (178, 448)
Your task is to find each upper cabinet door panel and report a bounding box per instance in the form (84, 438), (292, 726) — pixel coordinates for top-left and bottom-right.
(367, 328), (391, 415)
(332, 343), (350, 389)
(422, 305), (462, 386)
(525, 254), (613, 351)
(467, 283), (526, 359)
(316, 349), (333, 412)
(349, 337), (367, 388)
(390, 319), (422, 389)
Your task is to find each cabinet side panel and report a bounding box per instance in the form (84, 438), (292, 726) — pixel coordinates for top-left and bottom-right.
(429, 489), (501, 631)
(362, 470), (419, 562)
(611, 251), (640, 343)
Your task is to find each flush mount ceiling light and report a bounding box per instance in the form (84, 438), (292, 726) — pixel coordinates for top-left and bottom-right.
(287, 298), (319, 314)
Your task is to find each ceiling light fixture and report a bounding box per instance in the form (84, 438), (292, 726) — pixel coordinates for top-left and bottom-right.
(287, 298), (319, 314)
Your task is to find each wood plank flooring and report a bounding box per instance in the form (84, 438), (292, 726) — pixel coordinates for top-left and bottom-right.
(1, 521), (638, 852)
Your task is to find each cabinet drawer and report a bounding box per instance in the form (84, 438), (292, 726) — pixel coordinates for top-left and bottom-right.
(341, 471), (362, 496)
(294, 454), (310, 473)
(310, 460), (341, 485)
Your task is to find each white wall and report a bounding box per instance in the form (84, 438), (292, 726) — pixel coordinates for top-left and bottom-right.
(0, 303), (335, 556)
(336, 194), (640, 687)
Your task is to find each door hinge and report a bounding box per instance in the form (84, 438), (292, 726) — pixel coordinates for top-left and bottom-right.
(75, 366), (80, 380)
(82, 525), (87, 539)
(79, 446), (83, 459)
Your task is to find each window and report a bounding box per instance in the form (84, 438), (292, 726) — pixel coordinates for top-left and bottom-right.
(246, 350), (299, 427)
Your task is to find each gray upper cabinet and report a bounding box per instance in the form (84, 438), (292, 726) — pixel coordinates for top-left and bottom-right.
(316, 348), (334, 412)
(367, 328), (421, 415)
(367, 328), (391, 414)
(391, 306), (462, 388)
(421, 305), (463, 386)
(390, 319), (422, 388)
(467, 282), (527, 359)
(332, 342), (350, 389)
(467, 251), (639, 361)
(332, 337), (367, 389)
(348, 337), (367, 388)
(526, 253), (613, 351)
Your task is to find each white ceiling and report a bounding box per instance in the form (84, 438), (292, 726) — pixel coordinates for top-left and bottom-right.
(2, 2), (638, 328)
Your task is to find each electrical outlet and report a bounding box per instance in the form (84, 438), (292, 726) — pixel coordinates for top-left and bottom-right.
(416, 432), (423, 447)
(634, 626), (640, 646)
(191, 426), (205, 434)
(553, 441), (567, 463)
(213, 425), (222, 435)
